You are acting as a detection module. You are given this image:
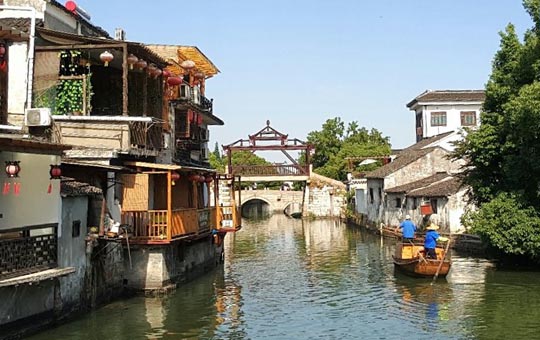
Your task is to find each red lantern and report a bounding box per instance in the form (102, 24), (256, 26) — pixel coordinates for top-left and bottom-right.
(135, 59), (147, 70)
(152, 68), (162, 78)
(167, 76), (182, 86)
(49, 164), (62, 179)
(147, 63), (157, 76)
(189, 174), (200, 182)
(198, 175), (205, 183)
(0, 44), (5, 59)
(100, 50), (114, 67)
(171, 171), (180, 186)
(180, 60), (195, 70)
(162, 70), (171, 78)
(5, 161), (20, 178)
(205, 175), (213, 183)
(127, 54), (138, 70)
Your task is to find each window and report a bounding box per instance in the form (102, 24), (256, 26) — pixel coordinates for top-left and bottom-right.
(72, 220), (81, 237)
(395, 197), (402, 208)
(412, 198), (417, 210)
(369, 188), (374, 204)
(430, 198), (438, 214)
(431, 112), (447, 126)
(461, 111), (477, 126)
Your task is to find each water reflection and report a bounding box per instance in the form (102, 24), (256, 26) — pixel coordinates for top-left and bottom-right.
(27, 214), (540, 340)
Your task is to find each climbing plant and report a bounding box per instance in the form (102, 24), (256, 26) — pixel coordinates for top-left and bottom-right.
(54, 50), (93, 115)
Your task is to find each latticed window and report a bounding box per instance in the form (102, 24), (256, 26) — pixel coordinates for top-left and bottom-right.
(431, 112), (447, 126)
(460, 111), (477, 126)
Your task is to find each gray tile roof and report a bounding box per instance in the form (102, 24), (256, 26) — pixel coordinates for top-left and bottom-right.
(407, 90), (485, 108)
(407, 176), (464, 197)
(385, 172), (451, 194)
(61, 177), (102, 197)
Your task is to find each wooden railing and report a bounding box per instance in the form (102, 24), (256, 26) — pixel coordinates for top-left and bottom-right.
(122, 207), (218, 243)
(230, 164), (309, 176)
(217, 205), (240, 228)
(129, 119), (163, 150)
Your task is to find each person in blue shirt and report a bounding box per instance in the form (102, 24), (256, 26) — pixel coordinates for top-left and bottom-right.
(424, 223), (448, 259)
(396, 214), (417, 241)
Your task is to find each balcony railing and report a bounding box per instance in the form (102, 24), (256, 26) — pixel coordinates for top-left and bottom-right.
(121, 207), (217, 243)
(178, 84), (213, 113)
(53, 116), (163, 156)
(230, 164), (309, 177)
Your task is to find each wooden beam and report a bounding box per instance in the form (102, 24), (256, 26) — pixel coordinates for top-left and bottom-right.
(35, 43), (124, 51)
(167, 171), (172, 241)
(122, 44), (128, 115)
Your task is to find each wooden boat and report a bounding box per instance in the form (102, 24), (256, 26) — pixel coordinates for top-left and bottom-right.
(392, 242), (451, 277)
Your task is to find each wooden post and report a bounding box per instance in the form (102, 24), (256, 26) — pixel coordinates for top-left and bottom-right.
(122, 44), (128, 116)
(98, 198), (106, 236)
(215, 176), (220, 229)
(167, 171), (172, 241)
(82, 74), (87, 115)
(142, 70), (148, 117)
(193, 180), (199, 234)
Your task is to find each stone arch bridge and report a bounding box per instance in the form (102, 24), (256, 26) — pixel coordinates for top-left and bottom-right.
(236, 189), (304, 213)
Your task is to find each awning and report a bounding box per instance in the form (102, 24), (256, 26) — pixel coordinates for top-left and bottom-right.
(0, 267), (75, 287)
(124, 161), (215, 172)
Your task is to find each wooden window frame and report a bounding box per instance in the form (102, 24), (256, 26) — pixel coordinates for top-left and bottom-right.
(431, 111), (447, 127)
(460, 111), (477, 126)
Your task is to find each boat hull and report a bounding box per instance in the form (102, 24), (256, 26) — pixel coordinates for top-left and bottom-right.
(393, 243), (451, 278)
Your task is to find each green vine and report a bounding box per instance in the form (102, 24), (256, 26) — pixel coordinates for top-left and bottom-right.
(54, 50), (93, 115)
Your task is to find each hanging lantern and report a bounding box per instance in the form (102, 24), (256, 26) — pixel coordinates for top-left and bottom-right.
(162, 70), (171, 78)
(152, 68), (162, 78)
(49, 164), (62, 179)
(171, 171), (180, 186)
(167, 76), (182, 86)
(198, 175), (206, 183)
(147, 63), (157, 75)
(205, 175), (213, 183)
(194, 71), (205, 80)
(100, 50), (114, 67)
(135, 59), (147, 70)
(5, 161), (20, 178)
(180, 60), (195, 71)
(188, 174), (200, 182)
(0, 44), (5, 59)
(127, 54), (138, 70)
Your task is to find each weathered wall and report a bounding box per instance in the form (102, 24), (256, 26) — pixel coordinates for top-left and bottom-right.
(384, 148), (456, 189)
(6, 42), (28, 116)
(58, 196), (88, 310)
(236, 189), (303, 212)
(304, 186), (346, 218)
(124, 237), (222, 291)
(366, 178), (384, 226)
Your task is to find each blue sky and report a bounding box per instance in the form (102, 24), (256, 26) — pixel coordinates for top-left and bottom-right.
(75, 0), (530, 151)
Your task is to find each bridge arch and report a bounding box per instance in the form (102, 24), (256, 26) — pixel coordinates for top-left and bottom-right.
(241, 197), (273, 219)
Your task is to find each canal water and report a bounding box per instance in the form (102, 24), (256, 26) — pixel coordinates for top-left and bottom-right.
(28, 215), (540, 340)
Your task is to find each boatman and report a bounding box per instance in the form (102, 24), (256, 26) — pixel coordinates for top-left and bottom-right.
(424, 223), (449, 259)
(396, 214), (417, 241)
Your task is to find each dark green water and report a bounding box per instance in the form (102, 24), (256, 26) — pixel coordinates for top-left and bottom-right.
(28, 215), (540, 339)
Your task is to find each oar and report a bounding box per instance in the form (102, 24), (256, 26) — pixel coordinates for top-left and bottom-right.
(431, 239), (451, 285)
(408, 239), (427, 263)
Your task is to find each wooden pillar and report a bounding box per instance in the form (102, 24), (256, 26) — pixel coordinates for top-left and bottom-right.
(122, 44), (128, 116)
(167, 171), (172, 241)
(214, 176), (220, 229)
(142, 70), (148, 116)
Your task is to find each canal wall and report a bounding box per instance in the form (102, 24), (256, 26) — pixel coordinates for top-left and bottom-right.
(124, 236), (224, 293)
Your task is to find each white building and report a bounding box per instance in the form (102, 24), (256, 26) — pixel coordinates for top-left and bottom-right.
(407, 90), (485, 142)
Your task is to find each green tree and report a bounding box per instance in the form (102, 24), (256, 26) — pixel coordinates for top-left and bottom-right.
(306, 117), (391, 180)
(454, 0), (540, 261)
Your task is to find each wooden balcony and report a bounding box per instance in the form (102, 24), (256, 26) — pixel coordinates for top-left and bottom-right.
(53, 115), (163, 157)
(121, 207), (219, 244)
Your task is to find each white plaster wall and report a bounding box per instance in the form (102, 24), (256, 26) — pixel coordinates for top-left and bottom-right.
(0, 152), (61, 230)
(7, 42), (29, 115)
(447, 188), (470, 233)
(383, 148), (458, 189)
(355, 188), (366, 214)
(419, 104), (482, 139)
(366, 179), (384, 225)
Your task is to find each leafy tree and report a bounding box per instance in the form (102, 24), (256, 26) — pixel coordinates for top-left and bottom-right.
(462, 193), (540, 261)
(454, 0), (540, 261)
(306, 117), (391, 180)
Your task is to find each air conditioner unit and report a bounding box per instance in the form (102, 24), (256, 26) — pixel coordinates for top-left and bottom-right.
(200, 128), (209, 141)
(25, 108), (52, 127)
